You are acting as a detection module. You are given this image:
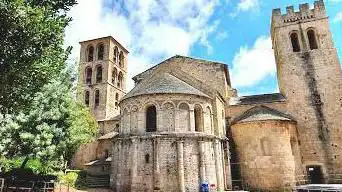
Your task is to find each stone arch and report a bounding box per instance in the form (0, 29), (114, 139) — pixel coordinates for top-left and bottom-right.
(194, 104), (204, 132)
(307, 28), (318, 50)
(146, 105), (157, 132)
(178, 102), (190, 132)
(97, 43), (104, 60)
(96, 65), (103, 83)
(86, 45), (94, 62)
(290, 31), (301, 52)
(85, 67), (92, 84)
(161, 101), (176, 132)
(130, 105), (139, 133)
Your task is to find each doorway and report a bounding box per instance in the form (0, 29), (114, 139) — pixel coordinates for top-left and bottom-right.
(307, 165), (324, 184)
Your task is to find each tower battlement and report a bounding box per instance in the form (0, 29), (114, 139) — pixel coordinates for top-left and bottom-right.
(272, 0), (326, 27)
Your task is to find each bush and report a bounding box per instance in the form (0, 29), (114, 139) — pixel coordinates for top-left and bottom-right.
(59, 172), (78, 187)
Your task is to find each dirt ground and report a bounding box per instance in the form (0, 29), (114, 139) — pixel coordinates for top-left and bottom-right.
(55, 185), (113, 192)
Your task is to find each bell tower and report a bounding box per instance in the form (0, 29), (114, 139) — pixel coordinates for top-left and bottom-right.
(77, 36), (128, 120)
(271, 0), (342, 181)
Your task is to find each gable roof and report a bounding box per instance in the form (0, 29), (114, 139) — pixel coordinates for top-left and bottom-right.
(229, 93), (286, 106)
(122, 72), (210, 100)
(232, 105), (295, 124)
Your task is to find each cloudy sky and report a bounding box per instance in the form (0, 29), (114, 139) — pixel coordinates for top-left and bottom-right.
(64, 0), (342, 96)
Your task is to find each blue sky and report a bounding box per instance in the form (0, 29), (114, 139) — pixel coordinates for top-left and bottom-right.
(64, 0), (342, 96)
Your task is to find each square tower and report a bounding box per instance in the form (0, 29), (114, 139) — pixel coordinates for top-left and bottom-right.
(77, 36), (129, 121)
(271, 0), (342, 182)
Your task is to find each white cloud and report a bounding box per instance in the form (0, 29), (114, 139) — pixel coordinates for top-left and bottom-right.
(64, 0), (221, 90)
(216, 31), (228, 41)
(230, 36), (276, 88)
(333, 12), (342, 23)
(230, 0), (260, 17)
(237, 0), (259, 12)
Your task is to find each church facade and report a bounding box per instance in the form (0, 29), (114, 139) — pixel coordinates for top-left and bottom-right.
(75, 0), (342, 191)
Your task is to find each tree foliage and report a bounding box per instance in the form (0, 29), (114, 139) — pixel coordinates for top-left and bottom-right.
(0, 0), (99, 172)
(0, 0), (76, 113)
(0, 71), (98, 171)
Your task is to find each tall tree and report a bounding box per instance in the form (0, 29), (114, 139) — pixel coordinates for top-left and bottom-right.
(0, 69), (98, 170)
(0, 0), (76, 114)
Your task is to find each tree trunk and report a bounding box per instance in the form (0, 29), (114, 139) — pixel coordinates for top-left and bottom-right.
(20, 157), (29, 169)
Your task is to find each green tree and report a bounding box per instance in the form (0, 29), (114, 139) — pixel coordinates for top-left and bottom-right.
(0, 70), (98, 172)
(0, 0), (76, 114)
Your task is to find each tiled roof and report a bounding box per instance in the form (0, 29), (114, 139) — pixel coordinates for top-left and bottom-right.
(232, 105), (295, 124)
(98, 132), (119, 140)
(132, 55), (227, 83)
(122, 72), (209, 100)
(229, 93), (286, 106)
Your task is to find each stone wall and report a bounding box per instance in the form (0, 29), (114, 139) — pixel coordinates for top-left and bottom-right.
(111, 136), (226, 192)
(271, 0), (342, 181)
(231, 120), (301, 191)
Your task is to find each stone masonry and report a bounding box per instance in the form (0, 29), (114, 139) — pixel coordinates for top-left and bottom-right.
(74, 0), (342, 191)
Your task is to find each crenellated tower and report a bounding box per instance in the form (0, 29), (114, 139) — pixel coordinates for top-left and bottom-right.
(77, 36), (128, 121)
(271, 0), (342, 182)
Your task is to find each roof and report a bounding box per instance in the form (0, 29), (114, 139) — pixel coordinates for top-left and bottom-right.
(122, 72), (210, 100)
(232, 105), (295, 124)
(79, 36), (129, 53)
(97, 115), (121, 122)
(132, 55), (229, 84)
(98, 132), (119, 140)
(84, 157), (112, 166)
(229, 93), (286, 106)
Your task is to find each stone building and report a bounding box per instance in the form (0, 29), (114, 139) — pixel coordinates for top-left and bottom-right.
(74, 0), (342, 191)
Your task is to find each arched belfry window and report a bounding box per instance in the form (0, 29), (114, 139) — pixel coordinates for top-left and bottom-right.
(194, 105), (204, 132)
(118, 72), (123, 88)
(146, 105), (157, 132)
(96, 66), (102, 83)
(97, 44), (104, 60)
(119, 51), (124, 67)
(307, 29), (318, 50)
(94, 90), (100, 108)
(114, 46), (118, 62)
(85, 91), (90, 106)
(115, 93), (119, 107)
(112, 68), (117, 85)
(85, 67), (92, 84)
(290, 32), (301, 52)
(87, 46), (94, 62)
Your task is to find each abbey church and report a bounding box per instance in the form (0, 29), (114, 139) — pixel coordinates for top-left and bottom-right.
(72, 0), (342, 191)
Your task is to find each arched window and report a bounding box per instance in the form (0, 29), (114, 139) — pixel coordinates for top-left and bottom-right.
(119, 51), (124, 68)
(194, 105), (204, 132)
(113, 46), (118, 62)
(146, 105), (157, 132)
(117, 72), (123, 88)
(96, 66), (102, 83)
(85, 67), (92, 84)
(87, 46), (94, 62)
(115, 93), (119, 107)
(112, 68), (117, 85)
(85, 91), (90, 106)
(94, 90), (100, 108)
(307, 29), (318, 50)
(97, 44), (104, 60)
(290, 32), (301, 52)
